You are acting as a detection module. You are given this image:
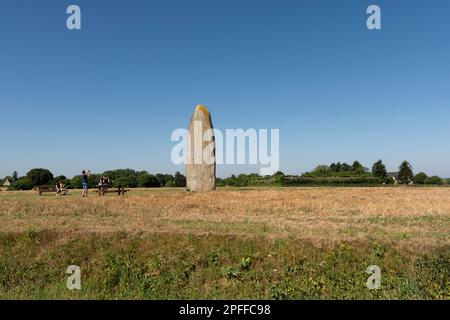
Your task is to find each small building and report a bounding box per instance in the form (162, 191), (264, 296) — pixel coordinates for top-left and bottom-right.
(3, 179), (11, 187)
(387, 172), (399, 185)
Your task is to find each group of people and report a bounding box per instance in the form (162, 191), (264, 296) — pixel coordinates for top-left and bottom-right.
(53, 170), (114, 197)
(80, 170), (113, 197)
(51, 170), (112, 198)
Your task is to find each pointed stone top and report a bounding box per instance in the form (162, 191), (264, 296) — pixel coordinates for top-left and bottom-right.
(195, 104), (209, 117)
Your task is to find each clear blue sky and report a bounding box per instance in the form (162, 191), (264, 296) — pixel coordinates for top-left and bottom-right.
(1, 0), (449, 178)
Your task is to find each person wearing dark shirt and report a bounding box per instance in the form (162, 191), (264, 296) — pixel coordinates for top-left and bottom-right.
(81, 170), (91, 197)
(98, 176), (109, 196)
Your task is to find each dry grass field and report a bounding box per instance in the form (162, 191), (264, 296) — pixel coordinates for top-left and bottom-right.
(0, 187), (449, 248)
(0, 187), (448, 299)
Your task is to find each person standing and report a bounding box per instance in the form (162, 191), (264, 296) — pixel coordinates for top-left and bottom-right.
(81, 170), (91, 197)
(55, 181), (62, 196)
(98, 176), (108, 196)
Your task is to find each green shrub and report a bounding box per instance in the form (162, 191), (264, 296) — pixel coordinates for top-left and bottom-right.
(8, 178), (33, 190)
(424, 176), (443, 185)
(282, 176), (383, 186)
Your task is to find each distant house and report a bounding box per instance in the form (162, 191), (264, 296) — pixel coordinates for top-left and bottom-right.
(3, 179), (11, 187)
(387, 172), (399, 185)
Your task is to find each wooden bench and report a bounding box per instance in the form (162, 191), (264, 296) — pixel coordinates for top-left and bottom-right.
(36, 187), (68, 196)
(94, 186), (129, 196)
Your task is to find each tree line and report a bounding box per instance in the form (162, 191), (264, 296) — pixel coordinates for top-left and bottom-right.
(1, 160), (449, 190)
(290, 160), (448, 186)
(2, 169), (186, 191)
(217, 160), (449, 187)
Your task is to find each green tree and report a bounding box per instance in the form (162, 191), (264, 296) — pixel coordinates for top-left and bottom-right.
(174, 172), (186, 187)
(89, 174), (102, 188)
(398, 161), (414, 184)
(53, 175), (70, 188)
(351, 161), (366, 175)
(372, 160), (387, 180)
(26, 168), (54, 187)
(164, 180), (175, 187)
(351, 161), (363, 171)
(271, 171), (284, 184)
(311, 165), (331, 177)
(113, 176), (138, 188)
(164, 174), (175, 186)
(103, 169), (138, 180)
(12, 171), (18, 181)
(413, 172), (428, 185)
(155, 174), (166, 187)
(54, 175), (67, 183)
(330, 163), (337, 172)
(70, 175), (83, 189)
(101, 169), (139, 187)
(9, 178), (33, 190)
(341, 163), (352, 172)
(424, 176), (443, 185)
(138, 173), (160, 188)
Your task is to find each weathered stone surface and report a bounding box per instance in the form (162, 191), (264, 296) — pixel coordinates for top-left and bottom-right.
(185, 105), (216, 191)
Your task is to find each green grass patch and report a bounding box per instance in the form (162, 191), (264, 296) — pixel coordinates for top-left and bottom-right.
(0, 231), (448, 299)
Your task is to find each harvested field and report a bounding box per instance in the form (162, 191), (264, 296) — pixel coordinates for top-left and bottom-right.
(1, 187), (449, 249)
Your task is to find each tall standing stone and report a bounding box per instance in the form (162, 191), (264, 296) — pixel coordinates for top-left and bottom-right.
(185, 105), (216, 191)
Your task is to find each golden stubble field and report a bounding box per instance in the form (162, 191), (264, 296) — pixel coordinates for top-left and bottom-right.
(0, 187), (449, 250)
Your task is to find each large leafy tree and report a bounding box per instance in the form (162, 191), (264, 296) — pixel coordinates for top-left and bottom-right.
(102, 169), (138, 187)
(352, 161), (363, 171)
(26, 168), (54, 187)
(311, 165), (331, 177)
(372, 160), (387, 180)
(174, 172), (186, 187)
(413, 172), (428, 184)
(351, 161), (366, 174)
(138, 173), (160, 188)
(398, 161), (414, 184)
